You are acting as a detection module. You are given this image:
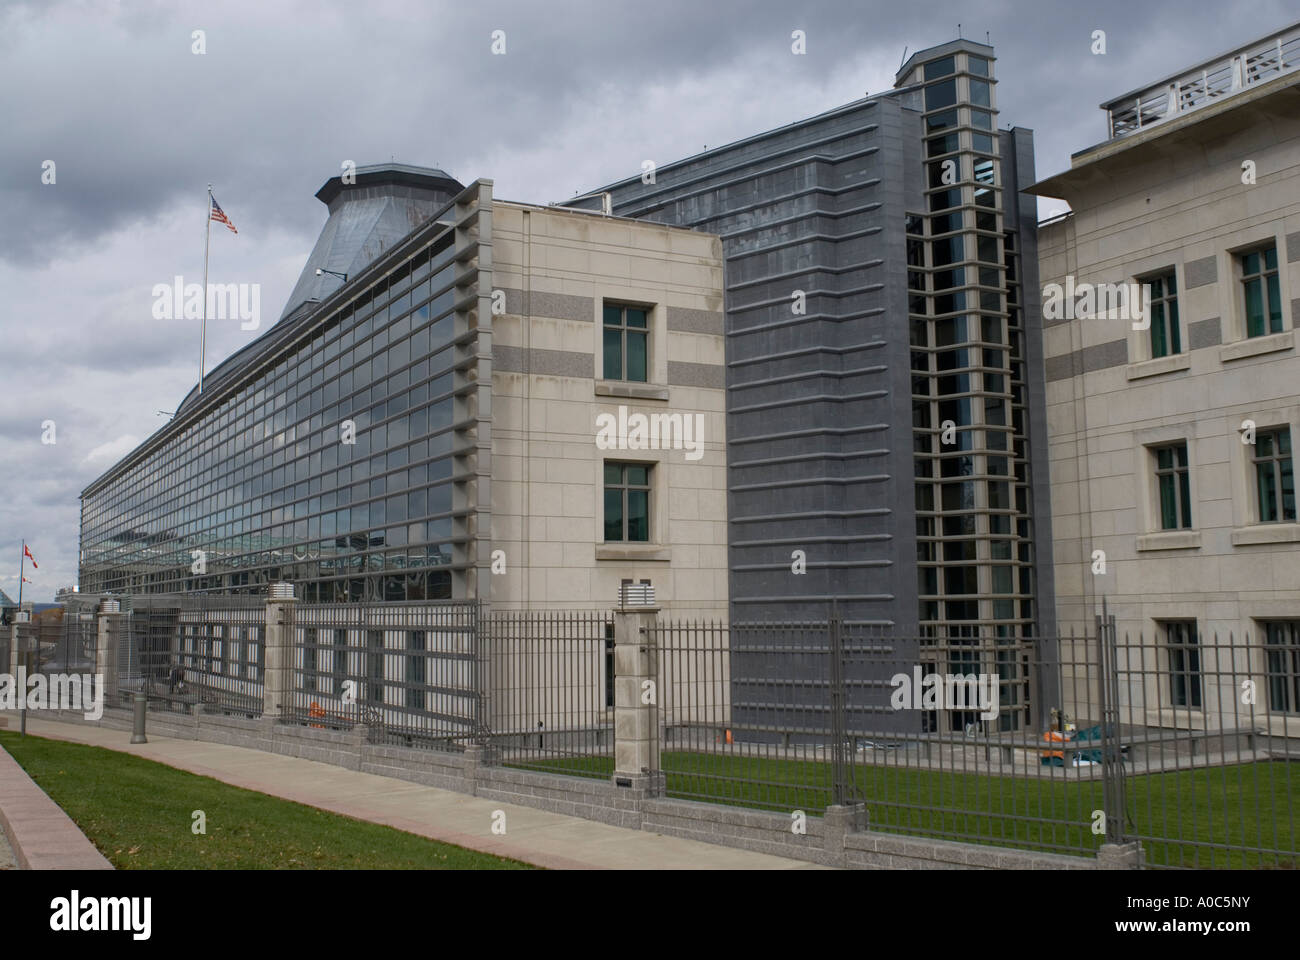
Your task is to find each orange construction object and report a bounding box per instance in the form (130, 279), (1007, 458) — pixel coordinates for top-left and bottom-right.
(1042, 729), (1067, 761)
(309, 701), (325, 729)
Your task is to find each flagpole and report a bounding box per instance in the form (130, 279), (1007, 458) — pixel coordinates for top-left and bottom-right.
(18, 539), (24, 607)
(200, 183), (212, 394)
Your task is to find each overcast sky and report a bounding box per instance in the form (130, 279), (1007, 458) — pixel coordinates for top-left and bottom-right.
(1, 0), (1291, 601)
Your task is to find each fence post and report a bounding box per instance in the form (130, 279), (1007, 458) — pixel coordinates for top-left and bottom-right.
(612, 604), (663, 798)
(6, 622), (18, 681)
(1095, 604), (1128, 847)
(262, 583), (297, 720)
(95, 601), (122, 710)
(828, 600), (848, 807)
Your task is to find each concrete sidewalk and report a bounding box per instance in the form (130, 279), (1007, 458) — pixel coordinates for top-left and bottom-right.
(3, 716), (828, 870)
(0, 740), (114, 870)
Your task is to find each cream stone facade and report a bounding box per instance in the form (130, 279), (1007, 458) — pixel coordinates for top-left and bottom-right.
(1031, 29), (1300, 733)
(487, 201), (728, 616)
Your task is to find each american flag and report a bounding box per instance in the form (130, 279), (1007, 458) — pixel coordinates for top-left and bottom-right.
(210, 195), (238, 234)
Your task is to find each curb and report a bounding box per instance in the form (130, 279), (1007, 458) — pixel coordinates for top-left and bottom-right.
(0, 742), (114, 870)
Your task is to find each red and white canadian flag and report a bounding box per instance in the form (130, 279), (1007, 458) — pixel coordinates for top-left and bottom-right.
(23, 544), (38, 568)
(22, 576), (33, 584)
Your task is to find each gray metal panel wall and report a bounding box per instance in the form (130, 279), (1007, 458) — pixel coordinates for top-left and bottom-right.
(601, 99), (916, 632)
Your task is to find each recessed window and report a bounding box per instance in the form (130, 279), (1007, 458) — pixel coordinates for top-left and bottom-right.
(967, 55), (990, 77)
(603, 303), (649, 382)
(969, 79), (991, 108)
(1240, 244), (1283, 337)
(1252, 428), (1295, 522)
(1264, 621), (1300, 715)
(925, 79), (957, 111)
(1162, 620), (1201, 708)
(926, 110), (959, 133)
(603, 462), (651, 542)
(366, 629), (384, 705)
(1154, 443), (1192, 529)
(924, 56), (955, 81)
(1145, 271), (1181, 358)
(405, 629), (425, 710)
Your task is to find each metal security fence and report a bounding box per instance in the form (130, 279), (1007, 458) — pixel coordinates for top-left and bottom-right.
(480, 610), (614, 778)
(14, 611), (98, 676)
(651, 612), (1299, 869)
(115, 597), (267, 716)
(283, 600), (481, 750)
(174, 605), (266, 715)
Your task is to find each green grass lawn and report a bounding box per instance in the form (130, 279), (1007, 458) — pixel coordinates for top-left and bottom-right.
(0, 733), (535, 870)
(518, 750), (1298, 869)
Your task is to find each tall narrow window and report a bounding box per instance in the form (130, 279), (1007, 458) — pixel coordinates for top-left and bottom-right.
(332, 628), (348, 695)
(603, 304), (649, 382)
(1146, 271), (1180, 357)
(1253, 428), (1296, 522)
(1154, 443), (1192, 529)
(405, 630), (426, 710)
(1164, 621), (1201, 709)
(366, 630), (384, 705)
(1240, 245), (1283, 337)
(1264, 621), (1300, 715)
(303, 627), (318, 693)
(603, 462), (651, 542)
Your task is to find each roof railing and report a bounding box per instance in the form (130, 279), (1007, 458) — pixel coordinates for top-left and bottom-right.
(1104, 23), (1300, 140)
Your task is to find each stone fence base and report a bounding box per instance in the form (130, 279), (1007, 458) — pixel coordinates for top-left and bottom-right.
(32, 706), (1120, 870)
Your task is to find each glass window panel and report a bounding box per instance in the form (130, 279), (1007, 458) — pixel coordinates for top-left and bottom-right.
(626, 331), (647, 382)
(603, 489), (623, 540)
(924, 56), (955, 80)
(627, 490), (649, 541)
(925, 79), (957, 111)
(603, 328), (623, 379)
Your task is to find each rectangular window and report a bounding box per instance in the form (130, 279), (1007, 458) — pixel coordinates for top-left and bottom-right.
(1252, 428), (1296, 522)
(366, 629), (384, 705)
(332, 628), (348, 693)
(303, 627), (318, 693)
(1164, 621), (1201, 709)
(405, 630), (425, 710)
(1154, 443), (1192, 529)
(925, 79), (957, 111)
(603, 303), (649, 382)
(603, 462), (651, 542)
(1264, 621), (1300, 715)
(924, 55), (955, 81)
(1146, 271), (1181, 357)
(1240, 245), (1283, 337)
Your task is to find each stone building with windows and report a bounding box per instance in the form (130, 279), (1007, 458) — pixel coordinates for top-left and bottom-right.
(1031, 22), (1300, 727)
(79, 165), (728, 617)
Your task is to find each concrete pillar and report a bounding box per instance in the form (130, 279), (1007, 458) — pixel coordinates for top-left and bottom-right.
(823, 802), (867, 868)
(95, 610), (122, 707)
(262, 586), (297, 719)
(1097, 841), (1145, 869)
(612, 606), (663, 796)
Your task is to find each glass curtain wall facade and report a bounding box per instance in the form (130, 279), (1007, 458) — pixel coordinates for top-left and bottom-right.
(903, 48), (1040, 645)
(81, 179), (495, 603)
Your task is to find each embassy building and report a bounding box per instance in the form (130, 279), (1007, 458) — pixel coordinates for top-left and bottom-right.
(83, 38), (1056, 682)
(80, 165), (730, 616)
(581, 38), (1055, 650)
